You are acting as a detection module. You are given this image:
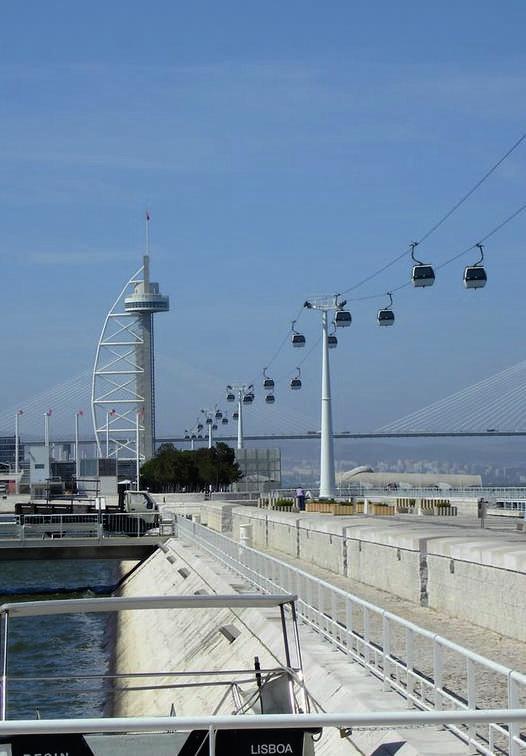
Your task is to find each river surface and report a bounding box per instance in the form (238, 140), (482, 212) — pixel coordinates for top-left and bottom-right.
(0, 560), (120, 719)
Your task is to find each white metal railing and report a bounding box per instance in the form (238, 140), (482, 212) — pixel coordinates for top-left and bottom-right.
(2, 710), (526, 755)
(271, 486), (526, 501)
(176, 517), (526, 755)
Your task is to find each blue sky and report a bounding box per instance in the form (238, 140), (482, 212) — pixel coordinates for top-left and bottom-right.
(2, 1), (526, 437)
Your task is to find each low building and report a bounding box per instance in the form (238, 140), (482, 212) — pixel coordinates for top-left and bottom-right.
(233, 448), (281, 493)
(337, 470), (482, 489)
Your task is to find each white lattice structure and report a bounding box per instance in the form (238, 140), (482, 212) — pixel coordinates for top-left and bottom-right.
(91, 253), (169, 462)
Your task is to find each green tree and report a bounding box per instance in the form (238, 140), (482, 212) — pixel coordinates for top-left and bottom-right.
(140, 443), (242, 492)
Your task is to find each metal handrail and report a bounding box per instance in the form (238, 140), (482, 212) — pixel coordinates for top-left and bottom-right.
(270, 485), (526, 500)
(176, 517), (526, 755)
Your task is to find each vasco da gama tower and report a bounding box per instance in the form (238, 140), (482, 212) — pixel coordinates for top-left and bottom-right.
(91, 215), (170, 464)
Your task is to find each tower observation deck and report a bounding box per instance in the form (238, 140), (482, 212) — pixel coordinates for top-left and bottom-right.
(91, 218), (170, 464)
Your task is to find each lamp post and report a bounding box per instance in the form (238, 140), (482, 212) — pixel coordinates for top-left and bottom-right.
(75, 410), (83, 483)
(304, 295), (351, 499)
(44, 409), (52, 450)
(15, 410), (23, 495)
(225, 385), (254, 450)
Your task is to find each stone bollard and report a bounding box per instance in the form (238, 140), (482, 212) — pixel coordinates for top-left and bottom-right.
(239, 522), (253, 549)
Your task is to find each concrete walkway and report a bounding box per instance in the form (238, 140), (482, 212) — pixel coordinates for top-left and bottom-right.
(168, 537), (467, 755)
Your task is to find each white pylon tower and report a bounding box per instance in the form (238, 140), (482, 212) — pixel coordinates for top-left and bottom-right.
(91, 213), (170, 462)
(225, 384), (254, 449)
(303, 295), (351, 498)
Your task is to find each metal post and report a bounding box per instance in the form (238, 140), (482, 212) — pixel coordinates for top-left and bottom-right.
(14, 411), (21, 495)
(106, 413), (110, 458)
(191, 438), (195, 451)
(237, 396), (243, 450)
(74, 412), (80, 483)
(44, 412), (50, 450)
(208, 423), (213, 450)
(135, 412), (140, 491)
(1, 612), (8, 720)
(320, 310), (336, 498)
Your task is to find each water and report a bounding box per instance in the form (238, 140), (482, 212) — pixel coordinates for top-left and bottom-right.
(0, 560), (121, 719)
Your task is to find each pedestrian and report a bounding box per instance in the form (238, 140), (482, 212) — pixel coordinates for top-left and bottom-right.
(296, 486), (305, 511)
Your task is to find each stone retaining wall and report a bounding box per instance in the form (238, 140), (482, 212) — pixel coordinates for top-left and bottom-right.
(232, 507), (526, 642)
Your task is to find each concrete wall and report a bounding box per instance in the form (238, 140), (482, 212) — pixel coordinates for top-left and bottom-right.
(111, 539), (373, 754)
(232, 507), (526, 642)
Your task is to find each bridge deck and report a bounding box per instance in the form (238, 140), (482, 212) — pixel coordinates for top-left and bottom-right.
(0, 535), (165, 560)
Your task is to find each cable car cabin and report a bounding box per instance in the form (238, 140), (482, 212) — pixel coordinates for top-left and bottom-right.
(212, 424), (218, 431)
(206, 417), (213, 425)
(197, 434), (203, 439)
(221, 417), (229, 424)
(233, 411), (239, 420)
(184, 433), (190, 440)
(377, 309), (395, 326)
(243, 395), (254, 404)
(292, 333), (306, 347)
(263, 378), (275, 391)
(290, 378), (302, 390)
(226, 392), (235, 402)
(328, 334), (337, 348)
(411, 265), (435, 287)
(334, 310), (352, 327)
(265, 394), (275, 404)
(197, 423), (203, 431)
(464, 266), (487, 289)
(215, 411), (222, 420)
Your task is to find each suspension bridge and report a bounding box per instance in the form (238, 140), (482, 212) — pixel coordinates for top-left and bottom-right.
(2, 357), (526, 443)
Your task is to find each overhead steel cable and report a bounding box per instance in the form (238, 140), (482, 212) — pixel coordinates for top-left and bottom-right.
(343, 198), (526, 304)
(417, 130), (526, 244)
(252, 303), (307, 387)
(340, 128), (526, 296)
(435, 198), (526, 272)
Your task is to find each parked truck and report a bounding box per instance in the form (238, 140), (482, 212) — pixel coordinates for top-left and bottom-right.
(15, 489), (159, 537)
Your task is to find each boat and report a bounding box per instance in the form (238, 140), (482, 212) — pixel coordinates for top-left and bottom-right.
(0, 593), (318, 755)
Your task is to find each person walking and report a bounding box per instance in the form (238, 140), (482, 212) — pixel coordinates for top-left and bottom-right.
(296, 486), (306, 511)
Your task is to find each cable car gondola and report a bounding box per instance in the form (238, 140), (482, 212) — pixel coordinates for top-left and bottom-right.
(291, 320), (306, 348)
(215, 410), (223, 420)
(328, 324), (338, 349)
(464, 243), (487, 289)
(377, 292), (395, 326)
(226, 392), (235, 402)
(197, 434), (203, 439)
(206, 417), (212, 425)
(233, 411), (239, 420)
(197, 423), (203, 432)
(263, 368), (275, 391)
(290, 368), (302, 391)
(243, 394), (254, 404)
(334, 300), (352, 327)
(212, 423), (218, 431)
(265, 394), (275, 404)
(221, 417), (229, 425)
(184, 432), (190, 440)
(410, 242), (435, 287)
